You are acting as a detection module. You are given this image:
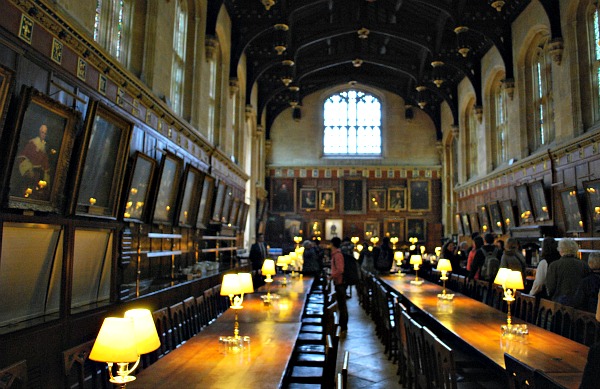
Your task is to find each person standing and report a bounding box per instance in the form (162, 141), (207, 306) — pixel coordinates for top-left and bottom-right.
(546, 239), (590, 306)
(530, 237), (560, 298)
(499, 238), (527, 279)
(330, 237), (348, 332)
(249, 233), (268, 271)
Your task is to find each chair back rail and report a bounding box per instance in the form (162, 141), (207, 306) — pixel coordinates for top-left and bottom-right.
(62, 341), (109, 389)
(0, 360), (27, 389)
(504, 353), (535, 389)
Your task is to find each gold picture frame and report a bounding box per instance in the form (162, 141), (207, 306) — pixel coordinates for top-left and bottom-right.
(368, 188), (386, 211)
(408, 179), (431, 212)
(387, 187), (407, 211)
(341, 178), (366, 214)
(319, 189), (335, 211)
(384, 218), (405, 240)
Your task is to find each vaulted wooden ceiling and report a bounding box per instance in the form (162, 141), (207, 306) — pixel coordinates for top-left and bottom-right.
(211, 0), (561, 139)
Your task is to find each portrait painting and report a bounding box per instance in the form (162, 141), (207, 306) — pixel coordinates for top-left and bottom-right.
(271, 177), (296, 213)
(4, 86), (80, 213)
(151, 152), (183, 225)
(387, 187), (406, 211)
(364, 221), (380, 239)
(300, 188), (317, 211)
(284, 218), (302, 241)
(406, 218), (426, 242)
(529, 180), (550, 222)
(196, 174), (215, 229)
(325, 219), (343, 241)
(384, 218), (404, 240)
(461, 213), (472, 236)
(408, 180), (431, 211)
(176, 165), (204, 227)
(477, 204), (491, 234)
(123, 152), (157, 223)
(309, 220), (323, 239)
(515, 184), (534, 224)
(73, 102), (132, 218)
(559, 188), (584, 233)
(368, 188), (386, 211)
(238, 202), (250, 231)
(0, 64), (14, 136)
(229, 198), (241, 228)
(488, 201), (504, 235)
(341, 178), (366, 214)
(584, 180), (600, 232)
(500, 200), (516, 230)
(319, 190), (336, 211)
(212, 180), (227, 223)
(220, 186), (233, 224)
(455, 213), (464, 236)
(469, 213), (480, 234)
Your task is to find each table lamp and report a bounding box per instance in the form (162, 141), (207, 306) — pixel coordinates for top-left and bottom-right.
(390, 237), (399, 250)
(220, 273), (254, 340)
(420, 245), (426, 256)
(351, 236), (360, 246)
(261, 259), (277, 304)
(89, 308), (160, 388)
(436, 258), (454, 299)
(394, 251), (406, 277)
(293, 235), (302, 249)
(410, 254), (424, 285)
(493, 268), (524, 327)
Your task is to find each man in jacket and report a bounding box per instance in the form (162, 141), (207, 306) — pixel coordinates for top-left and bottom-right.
(331, 237), (348, 332)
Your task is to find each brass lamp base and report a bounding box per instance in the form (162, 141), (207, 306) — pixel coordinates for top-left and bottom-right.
(410, 279), (424, 285)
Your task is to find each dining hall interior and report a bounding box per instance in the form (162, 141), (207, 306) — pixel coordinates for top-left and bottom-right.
(0, 0), (599, 388)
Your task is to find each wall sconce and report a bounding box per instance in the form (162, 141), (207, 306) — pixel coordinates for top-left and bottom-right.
(410, 255), (424, 285)
(357, 27), (370, 39)
(281, 76), (293, 86)
(490, 0), (505, 12)
(293, 235), (302, 248)
(436, 258), (454, 299)
(352, 58), (363, 68)
(351, 236), (360, 246)
(220, 273), (254, 342)
(431, 61), (445, 88)
(289, 85), (300, 92)
(493, 268), (524, 328)
(394, 251), (405, 277)
(370, 236), (379, 246)
(262, 0), (275, 11)
(274, 45), (286, 55)
(454, 26), (470, 57)
(89, 309), (160, 388)
(416, 85), (427, 109)
(282, 59), (295, 67)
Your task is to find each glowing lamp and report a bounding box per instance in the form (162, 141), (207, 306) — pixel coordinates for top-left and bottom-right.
(410, 255), (424, 285)
(494, 268), (524, 327)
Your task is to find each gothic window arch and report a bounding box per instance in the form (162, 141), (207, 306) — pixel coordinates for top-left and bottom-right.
(94, 0), (132, 65)
(492, 75), (508, 168)
(171, 0), (188, 116)
(466, 100), (477, 179)
(527, 35), (554, 152)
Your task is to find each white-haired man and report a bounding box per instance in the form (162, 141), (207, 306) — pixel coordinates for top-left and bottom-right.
(546, 239), (590, 306)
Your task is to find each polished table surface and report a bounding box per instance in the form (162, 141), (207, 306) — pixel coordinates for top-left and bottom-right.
(381, 274), (589, 389)
(130, 276), (313, 389)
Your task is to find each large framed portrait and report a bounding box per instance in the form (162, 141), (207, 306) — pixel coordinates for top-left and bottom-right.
(500, 200), (516, 230)
(455, 213), (465, 236)
(211, 180), (227, 223)
(220, 186), (233, 224)
(284, 217), (302, 241)
(271, 177), (296, 213)
(151, 152), (183, 225)
(477, 204), (491, 234)
(515, 184), (534, 224)
(73, 102), (132, 218)
(364, 220), (380, 239)
(559, 187), (585, 233)
(325, 219), (343, 240)
(123, 152), (157, 223)
(387, 187), (406, 211)
(461, 213), (471, 236)
(469, 213), (480, 234)
(196, 174), (215, 229)
(408, 180), (431, 211)
(308, 220), (323, 239)
(0, 64), (14, 135)
(341, 178), (366, 214)
(488, 201), (504, 235)
(368, 188), (386, 211)
(3, 87), (80, 213)
(238, 202), (250, 231)
(299, 188), (317, 211)
(384, 218), (404, 240)
(319, 189), (336, 211)
(584, 180), (600, 232)
(229, 198), (241, 228)
(529, 180), (550, 222)
(176, 165), (204, 227)
(256, 198), (267, 221)
(406, 218), (426, 242)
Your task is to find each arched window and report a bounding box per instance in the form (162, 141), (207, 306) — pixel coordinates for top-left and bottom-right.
(529, 36), (554, 151)
(94, 0), (131, 64)
(323, 90), (381, 156)
(466, 101), (478, 179)
(588, 4), (600, 122)
(171, 0), (187, 116)
(493, 77), (507, 168)
(206, 38), (221, 143)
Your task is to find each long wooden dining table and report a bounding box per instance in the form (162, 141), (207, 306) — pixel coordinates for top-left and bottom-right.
(129, 275), (313, 389)
(381, 274), (589, 389)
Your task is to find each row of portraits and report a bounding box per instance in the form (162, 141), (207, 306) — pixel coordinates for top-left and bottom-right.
(457, 180), (600, 235)
(286, 217), (426, 242)
(270, 177), (431, 214)
(0, 81), (249, 229)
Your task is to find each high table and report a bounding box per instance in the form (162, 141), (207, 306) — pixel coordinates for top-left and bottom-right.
(381, 274), (588, 389)
(129, 275), (313, 389)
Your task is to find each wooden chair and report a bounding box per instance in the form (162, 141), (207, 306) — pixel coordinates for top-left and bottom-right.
(488, 284), (506, 311)
(463, 277), (475, 298)
(151, 307), (173, 362)
(535, 299), (556, 332)
(513, 292), (538, 324)
(394, 301), (409, 386)
(203, 288), (217, 324)
(552, 303), (574, 339)
(423, 326), (459, 389)
(473, 279), (491, 305)
(504, 353), (535, 389)
(532, 370), (567, 389)
(340, 351), (349, 389)
(63, 340), (109, 389)
(169, 301), (190, 347)
(183, 296), (200, 336)
(0, 360), (27, 389)
(402, 311), (429, 389)
(448, 273), (461, 292)
(571, 309), (600, 346)
(195, 294), (209, 328)
(285, 335), (337, 388)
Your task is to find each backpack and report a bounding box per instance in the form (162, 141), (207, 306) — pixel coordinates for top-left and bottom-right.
(480, 247), (500, 281)
(343, 253), (359, 285)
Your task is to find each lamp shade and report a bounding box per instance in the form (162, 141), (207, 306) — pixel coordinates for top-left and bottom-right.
(504, 270), (524, 290)
(124, 309), (161, 355)
(237, 272), (255, 294)
(262, 259), (276, 276)
(410, 254), (422, 265)
(394, 251), (404, 261)
(89, 317), (138, 363)
(221, 274), (242, 296)
(493, 267), (512, 286)
(436, 258), (452, 272)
